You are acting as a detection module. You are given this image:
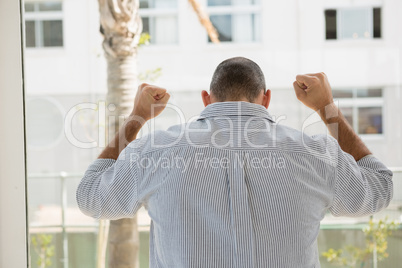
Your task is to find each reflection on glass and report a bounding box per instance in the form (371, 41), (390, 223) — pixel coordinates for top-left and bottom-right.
(358, 107), (383, 134)
(356, 88), (382, 98)
(333, 89), (353, 98)
(43, 20), (63, 47)
(340, 9), (370, 39)
(25, 21), (36, 47)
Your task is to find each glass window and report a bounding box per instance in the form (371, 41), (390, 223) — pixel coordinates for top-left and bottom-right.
(325, 7), (382, 40)
(207, 0), (261, 43)
(140, 0), (177, 9)
(373, 8), (382, 38)
(334, 89), (384, 135)
(358, 107), (383, 134)
(24, 2), (64, 48)
(210, 15), (232, 42)
(325, 10), (337, 40)
(356, 88), (382, 98)
(139, 0), (178, 45)
(42, 20), (63, 47)
(38, 2), (62, 11)
(24, 3), (35, 12)
(141, 16), (178, 44)
(332, 89), (353, 98)
(25, 20), (36, 47)
(208, 0), (231, 6)
(340, 9), (370, 39)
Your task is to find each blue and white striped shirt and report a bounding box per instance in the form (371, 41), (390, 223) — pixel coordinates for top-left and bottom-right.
(77, 101), (393, 268)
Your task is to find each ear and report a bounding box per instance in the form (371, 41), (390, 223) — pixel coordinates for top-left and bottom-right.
(262, 89), (271, 109)
(201, 90), (212, 107)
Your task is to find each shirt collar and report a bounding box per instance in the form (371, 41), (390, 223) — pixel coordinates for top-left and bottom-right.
(197, 101), (275, 123)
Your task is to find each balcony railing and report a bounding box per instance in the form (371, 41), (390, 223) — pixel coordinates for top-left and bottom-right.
(27, 168), (402, 268)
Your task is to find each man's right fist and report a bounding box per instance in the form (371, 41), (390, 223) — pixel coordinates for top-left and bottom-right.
(132, 83), (170, 122)
(293, 72), (334, 111)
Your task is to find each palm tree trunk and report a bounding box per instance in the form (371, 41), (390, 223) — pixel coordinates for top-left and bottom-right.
(188, 0), (220, 43)
(98, 0), (142, 267)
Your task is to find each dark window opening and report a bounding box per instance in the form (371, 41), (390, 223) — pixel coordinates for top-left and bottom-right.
(373, 8), (382, 38)
(325, 10), (337, 40)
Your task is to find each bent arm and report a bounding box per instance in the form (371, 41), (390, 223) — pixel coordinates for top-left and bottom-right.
(318, 103), (371, 161)
(76, 84), (170, 219)
(294, 73), (393, 216)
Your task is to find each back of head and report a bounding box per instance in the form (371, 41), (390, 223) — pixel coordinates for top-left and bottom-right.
(210, 57), (266, 102)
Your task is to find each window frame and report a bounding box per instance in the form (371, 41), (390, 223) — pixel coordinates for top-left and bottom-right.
(24, 1), (64, 48)
(0, 0), (29, 266)
(334, 88), (385, 139)
(206, 0), (262, 44)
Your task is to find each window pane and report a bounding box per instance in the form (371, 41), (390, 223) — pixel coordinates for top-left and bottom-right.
(356, 89), (382, 98)
(142, 17), (150, 34)
(38, 2), (62, 11)
(42, 20), (63, 47)
(140, 0), (177, 8)
(210, 15), (232, 42)
(232, 14), (256, 42)
(373, 8), (382, 38)
(25, 21), (36, 48)
(140, 0), (149, 8)
(340, 9), (371, 39)
(325, 10), (337, 40)
(26, 98), (64, 147)
(151, 16), (178, 44)
(232, 0), (259, 5)
(358, 107), (383, 134)
(332, 89), (353, 98)
(208, 0), (231, 7)
(340, 107), (354, 127)
(24, 3), (35, 12)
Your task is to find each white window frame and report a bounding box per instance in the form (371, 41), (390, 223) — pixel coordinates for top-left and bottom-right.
(334, 89), (384, 139)
(24, 0), (64, 48)
(139, 1), (179, 45)
(205, 0), (262, 44)
(0, 0), (28, 267)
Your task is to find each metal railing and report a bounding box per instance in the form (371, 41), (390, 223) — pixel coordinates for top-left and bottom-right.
(27, 168), (402, 268)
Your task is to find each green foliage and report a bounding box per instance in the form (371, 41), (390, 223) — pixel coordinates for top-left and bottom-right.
(138, 67), (162, 83)
(31, 234), (55, 268)
(139, 32), (151, 47)
(322, 218), (399, 268)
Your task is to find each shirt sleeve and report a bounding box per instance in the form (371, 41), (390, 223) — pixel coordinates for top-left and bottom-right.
(329, 147), (393, 217)
(76, 147), (141, 220)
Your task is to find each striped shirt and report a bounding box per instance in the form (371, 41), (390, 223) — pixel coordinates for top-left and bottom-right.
(77, 101), (393, 268)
